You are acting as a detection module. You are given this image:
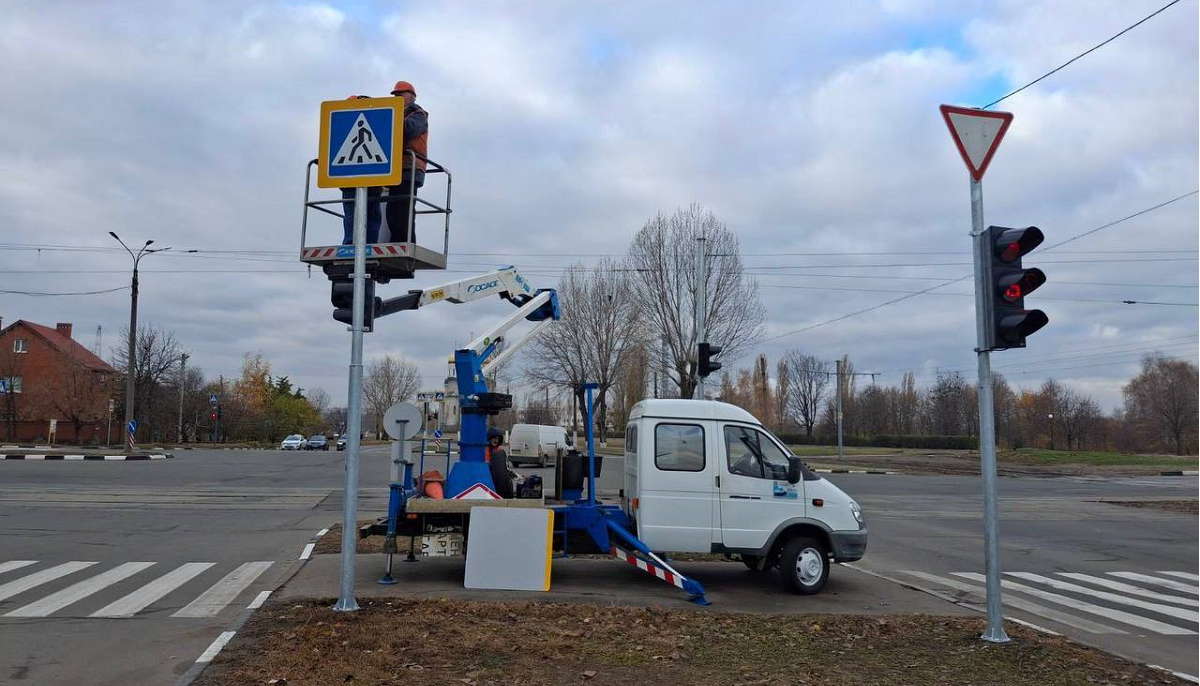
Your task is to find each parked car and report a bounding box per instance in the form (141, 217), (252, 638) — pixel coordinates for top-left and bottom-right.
(280, 434), (306, 450)
(509, 423), (570, 467)
(336, 436), (347, 450)
(306, 435), (329, 451)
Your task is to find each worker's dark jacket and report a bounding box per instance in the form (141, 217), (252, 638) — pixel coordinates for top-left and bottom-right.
(402, 104), (428, 187)
(489, 446), (515, 499)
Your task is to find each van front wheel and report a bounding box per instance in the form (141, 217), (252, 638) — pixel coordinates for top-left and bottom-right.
(779, 537), (829, 595)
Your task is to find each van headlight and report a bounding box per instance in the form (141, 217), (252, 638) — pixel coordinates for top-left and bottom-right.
(850, 501), (863, 524)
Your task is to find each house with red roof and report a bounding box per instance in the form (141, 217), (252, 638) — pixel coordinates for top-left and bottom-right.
(0, 320), (120, 443)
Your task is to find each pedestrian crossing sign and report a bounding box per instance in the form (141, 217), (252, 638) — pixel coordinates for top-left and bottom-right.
(317, 96), (405, 188)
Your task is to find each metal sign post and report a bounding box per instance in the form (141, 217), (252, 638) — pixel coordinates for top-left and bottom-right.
(940, 104), (1014, 644)
(334, 186), (368, 613)
(694, 235), (707, 399)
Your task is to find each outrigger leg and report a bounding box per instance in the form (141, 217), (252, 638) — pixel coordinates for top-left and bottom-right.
(605, 518), (709, 605)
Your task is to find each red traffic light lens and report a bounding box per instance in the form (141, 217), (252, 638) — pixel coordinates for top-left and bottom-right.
(998, 268), (1046, 302)
(1004, 283), (1022, 300)
(1001, 242), (1021, 262)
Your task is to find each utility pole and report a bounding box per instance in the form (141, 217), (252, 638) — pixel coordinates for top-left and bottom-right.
(177, 353), (188, 443)
(835, 359), (843, 460)
(110, 232), (171, 451)
(693, 235), (707, 399)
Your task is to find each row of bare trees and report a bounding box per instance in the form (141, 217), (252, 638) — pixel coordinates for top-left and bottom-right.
(716, 350), (1197, 455)
(525, 205), (765, 438)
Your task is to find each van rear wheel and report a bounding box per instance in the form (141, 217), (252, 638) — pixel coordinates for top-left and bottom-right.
(779, 537), (829, 595)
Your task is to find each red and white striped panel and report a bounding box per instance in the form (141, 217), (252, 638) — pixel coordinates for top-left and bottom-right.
(301, 247), (338, 259)
(610, 547), (685, 590)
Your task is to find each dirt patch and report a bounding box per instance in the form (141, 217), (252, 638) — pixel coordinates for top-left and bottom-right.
(194, 598), (1185, 686)
(313, 522), (408, 555)
(1103, 500), (1199, 515)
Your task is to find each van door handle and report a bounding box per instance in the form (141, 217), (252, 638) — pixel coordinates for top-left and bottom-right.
(728, 495), (761, 500)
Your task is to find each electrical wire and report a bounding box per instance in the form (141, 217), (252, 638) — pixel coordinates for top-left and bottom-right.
(981, 0), (1186, 109)
(0, 286), (131, 296)
(1041, 190), (1199, 252)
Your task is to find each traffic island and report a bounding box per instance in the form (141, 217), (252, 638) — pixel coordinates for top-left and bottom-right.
(192, 598), (1187, 686)
(0, 452), (173, 460)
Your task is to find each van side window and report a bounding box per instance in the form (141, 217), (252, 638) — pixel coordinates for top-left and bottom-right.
(654, 423), (704, 472)
(625, 424), (637, 456)
(725, 426), (790, 480)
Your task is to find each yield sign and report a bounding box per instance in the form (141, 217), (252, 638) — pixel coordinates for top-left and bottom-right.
(939, 104), (1013, 181)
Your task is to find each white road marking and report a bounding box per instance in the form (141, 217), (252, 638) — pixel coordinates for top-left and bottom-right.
(316, 528), (330, 537)
(90, 562), (215, 618)
(172, 561), (273, 618)
(956, 573), (1196, 635)
(1159, 571), (1200, 582)
(1109, 571), (1199, 595)
(6, 562), (155, 617)
(1058, 573), (1199, 608)
(247, 590), (271, 609)
(898, 571), (1127, 634)
(1148, 665), (1200, 683)
(1009, 573), (1199, 622)
(300, 543), (315, 560)
(195, 630), (236, 663)
(0, 561), (37, 575)
(0, 561), (98, 602)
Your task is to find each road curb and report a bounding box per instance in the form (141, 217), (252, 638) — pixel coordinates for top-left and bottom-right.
(1159, 470), (1198, 476)
(814, 468), (899, 475)
(0, 453), (173, 460)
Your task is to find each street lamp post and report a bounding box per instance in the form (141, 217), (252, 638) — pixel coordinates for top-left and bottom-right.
(178, 353), (189, 443)
(109, 232), (171, 451)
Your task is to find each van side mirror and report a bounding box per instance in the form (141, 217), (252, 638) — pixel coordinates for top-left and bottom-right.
(787, 457), (802, 484)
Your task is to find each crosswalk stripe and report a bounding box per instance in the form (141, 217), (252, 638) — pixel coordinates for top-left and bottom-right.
(90, 563), (215, 618)
(898, 570), (1127, 634)
(171, 561), (273, 618)
(1058, 573), (1199, 608)
(0, 561), (38, 576)
(6, 562), (155, 617)
(0, 561), (97, 602)
(1159, 571), (1200, 582)
(1009, 573), (1199, 623)
(1109, 572), (1199, 595)
(955, 573), (1196, 635)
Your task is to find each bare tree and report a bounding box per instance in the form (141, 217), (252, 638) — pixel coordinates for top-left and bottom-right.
(362, 354), (421, 438)
(1123, 354), (1199, 455)
(783, 351), (829, 439)
(0, 344), (26, 440)
(49, 353), (115, 441)
(774, 358), (791, 431)
(525, 260), (643, 439)
(111, 325), (183, 440)
(626, 205), (764, 399)
(306, 387), (331, 419)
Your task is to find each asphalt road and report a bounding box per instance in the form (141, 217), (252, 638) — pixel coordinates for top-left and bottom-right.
(0, 447), (1195, 684)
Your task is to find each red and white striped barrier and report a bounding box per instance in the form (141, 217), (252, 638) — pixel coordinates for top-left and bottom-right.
(610, 546), (686, 591)
(300, 244), (411, 260)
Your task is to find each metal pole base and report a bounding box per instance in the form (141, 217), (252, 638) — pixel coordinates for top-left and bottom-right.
(332, 598), (359, 612)
(377, 575), (397, 585)
(980, 626), (1011, 644)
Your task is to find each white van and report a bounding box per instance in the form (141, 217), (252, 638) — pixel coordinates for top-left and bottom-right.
(508, 423), (570, 467)
(622, 399), (866, 594)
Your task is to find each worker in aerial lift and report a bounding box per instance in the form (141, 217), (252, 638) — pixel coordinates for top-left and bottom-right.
(384, 80), (428, 244)
(340, 95), (383, 245)
(384, 80), (432, 243)
(486, 426), (517, 498)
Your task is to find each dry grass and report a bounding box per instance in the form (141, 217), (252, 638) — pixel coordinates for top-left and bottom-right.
(1104, 500), (1199, 515)
(312, 522), (408, 555)
(194, 598), (1187, 686)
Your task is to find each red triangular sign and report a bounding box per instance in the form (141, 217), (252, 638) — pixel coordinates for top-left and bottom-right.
(939, 104), (1013, 181)
(453, 483), (502, 500)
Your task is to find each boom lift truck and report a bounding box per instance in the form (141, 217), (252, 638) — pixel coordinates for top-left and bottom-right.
(300, 155), (866, 605)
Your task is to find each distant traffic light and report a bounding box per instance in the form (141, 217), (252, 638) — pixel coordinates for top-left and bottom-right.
(698, 342), (723, 377)
(210, 412), (217, 421)
(331, 277), (381, 330)
(986, 225), (1048, 350)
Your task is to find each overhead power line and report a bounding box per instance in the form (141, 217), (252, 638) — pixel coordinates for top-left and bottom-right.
(0, 286), (131, 297)
(982, 0), (1186, 109)
(1041, 190), (1199, 252)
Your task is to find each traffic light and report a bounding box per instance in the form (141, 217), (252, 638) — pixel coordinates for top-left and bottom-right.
(986, 225), (1048, 350)
(331, 277), (381, 330)
(210, 411), (217, 421)
(698, 342), (723, 377)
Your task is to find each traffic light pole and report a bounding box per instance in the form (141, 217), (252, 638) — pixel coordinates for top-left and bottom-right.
(335, 186), (367, 613)
(969, 176), (1009, 644)
(693, 235), (707, 399)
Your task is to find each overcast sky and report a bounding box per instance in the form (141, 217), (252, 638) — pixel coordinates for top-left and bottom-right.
(1, 0), (1196, 412)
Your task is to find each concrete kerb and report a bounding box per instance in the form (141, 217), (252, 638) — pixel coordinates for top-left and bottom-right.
(0, 453), (173, 460)
(1159, 470), (1199, 476)
(813, 468), (899, 475)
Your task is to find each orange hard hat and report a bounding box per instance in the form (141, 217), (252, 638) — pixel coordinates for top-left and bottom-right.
(346, 94), (369, 100)
(391, 80), (416, 96)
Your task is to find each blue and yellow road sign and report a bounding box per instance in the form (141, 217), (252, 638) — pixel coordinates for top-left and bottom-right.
(317, 97), (405, 188)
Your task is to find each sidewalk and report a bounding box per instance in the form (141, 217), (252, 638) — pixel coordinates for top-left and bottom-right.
(280, 553), (971, 616)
